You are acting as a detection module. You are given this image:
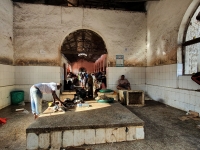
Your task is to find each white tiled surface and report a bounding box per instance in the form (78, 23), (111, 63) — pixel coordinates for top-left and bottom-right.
(51, 131), (62, 149)
(146, 64), (200, 114)
(107, 67), (146, 91)
(178, 75), (200, 90)
(146, 64), (177, 88)
(0, 64), (15, 86)
(15, 66), (60, 85)
(15, 66), (61, 102)
(1, 63), (200, 116)
(27, 133), (38, 150)
(146, 85), (200, 114)
(39, 133), (50, 149)
(0, 85), (15, 109)
(0, 64), (15, 109)
(0, 65), (63, 109)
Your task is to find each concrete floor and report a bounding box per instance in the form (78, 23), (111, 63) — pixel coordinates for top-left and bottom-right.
(0, 100), (200, 150)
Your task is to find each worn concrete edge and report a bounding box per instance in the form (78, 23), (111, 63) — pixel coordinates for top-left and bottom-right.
(26, 122), (145, 133)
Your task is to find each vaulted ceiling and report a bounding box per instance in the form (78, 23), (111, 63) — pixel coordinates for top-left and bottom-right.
(61, 29), (107, 63)
(12, 0), (159, 63)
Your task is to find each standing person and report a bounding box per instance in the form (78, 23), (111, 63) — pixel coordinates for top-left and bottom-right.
(84, 72), (88, 88)
(30, 82), (62, 119)
(117, 75), (131, 90)
(87, 73), (93, 98)
(80, 74), (85, 87)
(101, 71), (107, 88)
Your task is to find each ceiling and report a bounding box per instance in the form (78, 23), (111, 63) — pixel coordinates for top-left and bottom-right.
(12, 0), (159, 63)
(12, 0), (160, 12)
(61, 29), (107, 63)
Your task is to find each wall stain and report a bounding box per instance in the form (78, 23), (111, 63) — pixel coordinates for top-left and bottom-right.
(0, 57), (13, 65)
(108, 60), (146, 67)
(124, 61), (146, 67)
(15, 59), (60, 66)
(149, 49), (177, 66)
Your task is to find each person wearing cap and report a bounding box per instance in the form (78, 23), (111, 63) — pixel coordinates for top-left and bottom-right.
(30, 82), (62, 119)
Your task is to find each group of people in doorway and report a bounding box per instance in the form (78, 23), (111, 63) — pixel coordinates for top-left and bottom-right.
(65, 71), (107, 97)
(30, 73), (131, 119)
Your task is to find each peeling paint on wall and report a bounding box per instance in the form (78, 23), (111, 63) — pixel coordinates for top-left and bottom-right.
(149, 51), (177, 66)
(14, 3), (146, 67)
(0, 57), (13, 65)
(124, 60), (146, 67)
(146, 0), (192, 66)
(0, 0), (14, 64)
(15, 59), (60, 66)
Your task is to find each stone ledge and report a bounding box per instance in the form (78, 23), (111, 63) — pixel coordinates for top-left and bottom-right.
(27, 126), (144, 149)
(27, 101), (144, 133)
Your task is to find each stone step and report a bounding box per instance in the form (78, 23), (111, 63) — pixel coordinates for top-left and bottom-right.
(26, 101), (144, 149)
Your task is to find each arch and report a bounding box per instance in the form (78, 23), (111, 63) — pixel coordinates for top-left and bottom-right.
(60, 29), (108, 64)
(177, 0), (199, 68)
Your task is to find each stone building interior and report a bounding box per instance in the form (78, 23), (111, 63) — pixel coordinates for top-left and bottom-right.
(0, 0), (200, 149)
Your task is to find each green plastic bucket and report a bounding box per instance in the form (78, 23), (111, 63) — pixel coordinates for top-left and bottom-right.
(10, 91), (24, 105)
(99, 89), (114, 93)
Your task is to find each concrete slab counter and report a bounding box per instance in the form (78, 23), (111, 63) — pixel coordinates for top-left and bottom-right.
(26, 101), (144, 149)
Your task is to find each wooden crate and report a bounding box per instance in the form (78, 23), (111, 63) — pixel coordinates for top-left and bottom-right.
(126, 90), (144, 106)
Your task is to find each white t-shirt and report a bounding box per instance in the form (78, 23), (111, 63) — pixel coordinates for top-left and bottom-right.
(34, 82), (57, 94)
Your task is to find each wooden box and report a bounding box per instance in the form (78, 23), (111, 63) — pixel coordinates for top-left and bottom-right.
(126, 90), (144, 106)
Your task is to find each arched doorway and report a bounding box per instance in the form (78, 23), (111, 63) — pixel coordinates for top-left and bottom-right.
(61, 29), (107, 74)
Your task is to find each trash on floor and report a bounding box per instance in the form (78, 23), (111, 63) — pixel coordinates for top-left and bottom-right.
(15, 108), (29, 114)
(15, 108), (24, 112)
(179, 110), (200, 121)
(0, 118), (7, 124)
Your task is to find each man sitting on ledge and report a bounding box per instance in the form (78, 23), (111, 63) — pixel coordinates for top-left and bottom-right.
(117, 75), (131, 90)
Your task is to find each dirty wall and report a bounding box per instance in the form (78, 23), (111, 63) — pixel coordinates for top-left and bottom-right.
(0, 0), (13, 64)
(146, 0), (192, 66)
(13, 3), (146, 67)
(0, 0), (14, 109)
(146, 0), (200, 115)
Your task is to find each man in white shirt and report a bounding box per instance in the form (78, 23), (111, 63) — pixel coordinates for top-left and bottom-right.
(30, 82), (62, 119)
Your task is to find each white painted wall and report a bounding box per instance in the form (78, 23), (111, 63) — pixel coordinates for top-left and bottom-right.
(146, 0), (200, 114)
(107, 67), (146, 92)
(0, 65), (15, 109)
(0, 0), (14, 109)
(0, 0), (13, 64)
(13, 3), (146, 67)
(146, 0), (192, 66)
(0, 0), (200, 115)
(146, 64), (200, 114)
(15, 66), (61, 102)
